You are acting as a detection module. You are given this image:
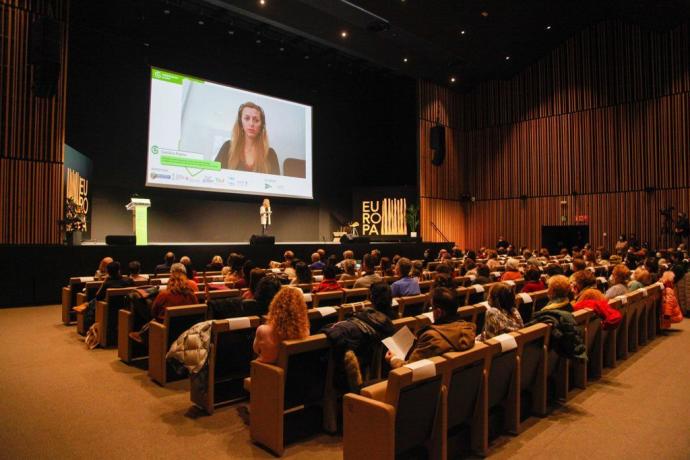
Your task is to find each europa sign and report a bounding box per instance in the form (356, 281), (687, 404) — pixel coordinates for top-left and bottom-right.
(361, 198), (407, 235)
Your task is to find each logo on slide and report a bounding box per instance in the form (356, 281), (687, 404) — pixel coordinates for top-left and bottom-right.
(151, 145), (159, 154)
(264, 182), (272, 190)
(150, 172), (171, 180)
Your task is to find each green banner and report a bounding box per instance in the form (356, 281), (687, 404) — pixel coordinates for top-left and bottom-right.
(160, 155), (221, 171)
(151, 67), (204, 85)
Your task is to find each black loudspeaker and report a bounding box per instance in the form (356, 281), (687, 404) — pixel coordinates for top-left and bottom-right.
(105, 235), (136, 245)
(430, 124), (445, 166)
(29, 17), (61, 98)
(340, 235), (370, 244)
(250, 235), (275, 245)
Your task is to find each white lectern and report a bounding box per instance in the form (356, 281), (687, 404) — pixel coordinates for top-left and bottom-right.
(126, 198), (151, 245)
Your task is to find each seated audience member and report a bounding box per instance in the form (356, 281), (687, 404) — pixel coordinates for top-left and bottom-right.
(353, 254), (383, 289)
(233, 260), (254, 290)
(206, 255), (224, 271)
(660, 271), (683, 329)
(568, 258), (587, 280)
(282, 250), (296, 279)
(522, 267), (546, 293)
(390, 258), (421, 298)
(339, 259), (358, 281)
(545, 263), (565, 277)
(605, 264), (630, 299)
(94, 257), (113, 280)
(542, 275), (572, 311)
(290, 260), (313, 286)
(253, 287), (310, 363)
(337, 250), (355, 269)
(386, 287), (476, 368)
(597, 248), (611, 266)
(95, 261), (134, 301)
(432, 273), (453, 289)
(473, 264), (492, 285)
(312, 265), (343, 293)
(129, 263), (197, 343)
(506, 244), (517, 257)
(435, 262), (453, 278)
(370, 249), (381, 267)
(317, 248), (327, 262)
(500, 258), (522, 282)
(392, 254), (401, 267)
(253, 275), (283, 315)
(309, 252), (325, 271)
(451, 246), (463, 258)
(422, 248), (435, 266)
(615, 234), (629, 255)
(477, 283), (524, 342)
(461, 258), (477, 276)
(243, 268), (266, 299)
(154, 252), (175, 275)
(628, 266), (652, 292)
(326, 255), (342, 275)
(224, 253), (246, 284)
(571, 270), (605, 302)
(410, 260), (424, 279)
(644, 257), (660, 282)
(379, 257), (394, 276)
(180, 256), (195, 279)
(322, 282), (395, 390)
(127, 261), (148, 282)
(486, 251), (501, 271)
(466, 250), (477, 261)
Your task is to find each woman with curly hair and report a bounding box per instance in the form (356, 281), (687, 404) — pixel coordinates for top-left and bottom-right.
(253, 287), (310, 363)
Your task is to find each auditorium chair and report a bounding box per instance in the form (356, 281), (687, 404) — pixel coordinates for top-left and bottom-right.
(567, 309), (594, 395)
(442, 342), (493, 457)
(395, 294), (429, 318)
(513, 323), (550, 432)
(61, 276), (94, 324)
(484, 331), (520, 443)
(614, 294), (632, 361)
(338, 279), (356, 289)
(294, 283), (314, 293)
(384, 275), (402, 285)
(249, 334), (332, 456)
(585, 314), (603, 381)
(311, 290), (345, 308)
(514, 290), (548, 323)
(307, 307), (340, 335)
(74, 281), (103, 334)
(343, 287), (369, 303)
(644, 283), (663, 341)
(343, 356), (448, 460)
(451, 275), (471, 288)
(190, 316), (260, 414)
(456, 305), (478, 323)
(602, 298), (622, 368)
(419, 280), (433, 293)
(95, 286), (140, 347)
(148, 304), (208, 385)
(205, 288), (241, 301)
(624, 290), (646, 353)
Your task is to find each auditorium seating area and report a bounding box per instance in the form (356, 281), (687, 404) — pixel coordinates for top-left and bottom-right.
(28, 247), (687, 458)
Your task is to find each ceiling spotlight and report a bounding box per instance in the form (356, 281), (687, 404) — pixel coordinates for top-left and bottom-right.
(340, 30), (348, 38)
(480, 11), (489, 17)
(546, 25), (552, 30)
(450, 76), (456, 83)
(505, 55), (511, 60)
(197, 19), (204, 25)
(228, 30), (234, 35)
(403, 57), (408, 62)
(163, 9), (170, 15)
(304, 54), (310, 60)
(256, 39), (262, 44)
(460, 30), (466, 35)
(143, 42), (150, 47)
(259, 0), (266, 5)
(279, 46), (285, 52)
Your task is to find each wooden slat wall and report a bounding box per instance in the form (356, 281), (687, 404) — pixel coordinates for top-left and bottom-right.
(418, 82), (465, 245)
(1, 0), (69, 244)
(417, 20), (690, 250)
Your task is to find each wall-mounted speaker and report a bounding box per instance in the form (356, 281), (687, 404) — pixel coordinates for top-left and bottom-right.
(430, 125), (445, 166)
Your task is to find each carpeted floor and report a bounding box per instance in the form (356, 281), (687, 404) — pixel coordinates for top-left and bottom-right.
(0, 305), (688, 459)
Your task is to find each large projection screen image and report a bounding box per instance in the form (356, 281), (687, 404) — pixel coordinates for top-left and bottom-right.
(146, 67), (313, 199)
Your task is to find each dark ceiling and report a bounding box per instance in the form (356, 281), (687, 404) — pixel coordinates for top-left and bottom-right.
(71, 0), (690, 91)
(194, 0), (690, 90)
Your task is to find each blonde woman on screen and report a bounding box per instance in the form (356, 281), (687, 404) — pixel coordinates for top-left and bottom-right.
(260, 198), (272, 235)
(214, 102), (280, 175)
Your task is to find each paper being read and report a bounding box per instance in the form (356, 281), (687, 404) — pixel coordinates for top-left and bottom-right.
(382, 326), (415, 361)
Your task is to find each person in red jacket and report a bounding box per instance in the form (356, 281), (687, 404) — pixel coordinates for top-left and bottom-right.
(522, 267), (546, 293)
(312, 265), (343, 293)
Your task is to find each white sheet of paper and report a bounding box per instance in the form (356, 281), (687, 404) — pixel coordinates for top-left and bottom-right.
(597, 277), (607, 283)
(316, 306), (337, 317)
(392, 298), (399, 307)
(159, 278), (169, 285)
(226, 317), (251, 330)
(494, 333), (518, 352)
(518, 293), (533, 303)
(80, 276), (94, 282)
(404, 359), (436, 382)
(314, 275), (324, 282)
(472, 284), (484, 293)
(271, 268), (281, 273)
(422, 311), (435, 323)
(303, 293), (312, 303)
(382, 326), (415, 361)
(468, 274), (476, 281)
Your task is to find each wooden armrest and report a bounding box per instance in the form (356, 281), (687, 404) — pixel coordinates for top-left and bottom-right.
(249, 360), (286, 456)
(360, 380), (388, 401)
(148, 321), (168, 385)
(343, 393), (395, 460)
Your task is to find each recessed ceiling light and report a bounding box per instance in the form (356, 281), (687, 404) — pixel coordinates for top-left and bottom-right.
(228, 30), (234, 35)
(163, 9), (170, 15)
(460, 30), (466, 35)
(197, 20), (204, 25)
(144, 42), (150, 47)
(450, 76), (456, 83)
(304, 54), (310, 60)
(259, 0), (266, 5)
(480, 11), (489, 17)
(279, 46), (285, 52)
(403, 57), (408, 62)
(340, 30), (348, 38)
(505, 56), (511, 60)
(546, 25), (552, 30)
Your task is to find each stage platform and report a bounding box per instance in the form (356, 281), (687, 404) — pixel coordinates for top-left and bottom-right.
(0, 241), (453, 307)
